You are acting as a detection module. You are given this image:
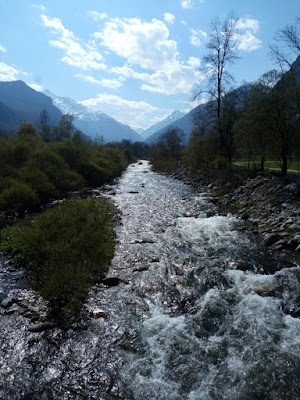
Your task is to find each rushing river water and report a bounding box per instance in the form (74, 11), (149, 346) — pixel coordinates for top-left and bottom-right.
(1, 160), (300, 399)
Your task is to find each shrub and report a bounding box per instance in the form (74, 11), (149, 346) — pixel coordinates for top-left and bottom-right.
(28, 149), (84, 194)
(0, 181), (39, 214)
(79, 160), (109, 187)
(20, 166), (56, 202)
(1, 199), (116, 323)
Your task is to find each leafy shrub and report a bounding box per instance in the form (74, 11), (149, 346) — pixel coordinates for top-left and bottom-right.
(79, 160), (110, 187)
(1, 199), (115, 323)
(151, 158), (177, 174)
(212, 156), (231, 170)
(0, 181), (39, 214)
(20, 166), (56, 202)
(28, 149), (84, 194)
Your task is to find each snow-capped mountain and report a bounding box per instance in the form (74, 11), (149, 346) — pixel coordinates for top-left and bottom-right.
(43, 90), (142, 143)
(141, 111), (186, 140)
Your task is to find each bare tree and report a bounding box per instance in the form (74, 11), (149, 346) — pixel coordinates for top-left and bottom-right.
(193, 12), (240, 159)
(270, 16), (300, 71)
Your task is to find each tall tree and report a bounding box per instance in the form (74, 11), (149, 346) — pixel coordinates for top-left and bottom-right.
(38, 109), (52, 141)
(193, 12), (240, 161)
(260, 70), (300, 175)
(270, 16), (300, 71)
(236, 83), (273, 171)
(57, 114), (75, 141)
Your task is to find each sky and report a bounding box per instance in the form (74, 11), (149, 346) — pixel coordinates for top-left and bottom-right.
(0, 0), (299, 131)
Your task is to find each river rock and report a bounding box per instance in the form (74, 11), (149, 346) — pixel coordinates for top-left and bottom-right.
(285, 183), (298, 194)
(227, 262), (252, 271)
(252, 286), (281, 297)
(91, 310), (108, 319)
(263, 234), (283, 246)
(28, 321), (56, 332)
(101, 277), (121, 286)
(1, 297), (14, 308)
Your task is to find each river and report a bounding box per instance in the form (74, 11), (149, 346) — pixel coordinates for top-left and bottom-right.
(0, 160), (300, 399)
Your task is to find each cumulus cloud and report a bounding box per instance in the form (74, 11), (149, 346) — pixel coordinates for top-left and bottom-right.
(181, 0), (203, 9)
(94, 17), (203, 95)
(75, 74), (122, 89)
(236, 18), (260, 34)
(0, 44), (7, 53)
(87, 11), (108, 21)
(187, 56), (201, 69)
(237, 32), (262, 51)
(0, 62), (25, 81)
(94, 17), (178, 70)
(112, 63), (203, 95)
(164, 13), (175, 24)
(41, 14), (106, 70)
(79, 94), (158, 129)
(236, 18), (262, 52)
(190, 29), (207, 47)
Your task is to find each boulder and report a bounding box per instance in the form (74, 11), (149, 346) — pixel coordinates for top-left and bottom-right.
(263, 234), (283, 247)
(28, 321), (56, 332)
(252, 286), (281, 297)
(101, 277), (121, 286)
(90, 310), (108, 319)
(1, 297), (14, 308)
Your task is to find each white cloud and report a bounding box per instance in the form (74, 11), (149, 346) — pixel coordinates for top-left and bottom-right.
(41, 14), (106, 70)
(190, 29), (207, 47)
(0, 44), (7, 53)
(87, 11), (108, 21)
(164, 13), (175, 24)
(32, 4), (46, 11)
(181, 0), (193, 8)
(27, 82), (43, 91)
(181, 0), (204, 9)
(94, 17), (178, 70)
(187, 56), (201, 69)
(0, 62), (25, 81)
(236, 18), (262, 52)
(79, 94), (158, 129)
(112, 63), (203, 95)
(237, 32), (262, 51)
(75, 74), (122, 89)
(94, 17), (203, 95)
(237, 18), (260, 34)
(140, 64), (203, 95)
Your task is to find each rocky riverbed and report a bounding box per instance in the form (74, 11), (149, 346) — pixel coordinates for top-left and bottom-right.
(1, 161), (300, 399)
(168, 166), (300, 255)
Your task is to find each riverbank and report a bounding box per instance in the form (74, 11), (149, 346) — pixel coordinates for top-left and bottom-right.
(164, 163), (300, 254)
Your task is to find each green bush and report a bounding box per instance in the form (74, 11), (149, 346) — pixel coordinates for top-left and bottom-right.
(28, 149), (84, 194)
(151, 158), (177, 174)
(79, 160), (110, 187)
(1, 199), (115, 323)
(20, 166), (56, 202)
(0, 181), (39, 214)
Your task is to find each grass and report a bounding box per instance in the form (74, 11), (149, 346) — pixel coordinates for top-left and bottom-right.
(234, 158), (300, 171)
(1, 198), (116, 324)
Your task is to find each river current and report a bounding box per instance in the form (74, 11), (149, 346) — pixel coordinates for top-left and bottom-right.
(0, 160), (300, 399)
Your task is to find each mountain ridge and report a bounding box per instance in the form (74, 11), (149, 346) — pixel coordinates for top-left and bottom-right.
(44, 90), (143, 143)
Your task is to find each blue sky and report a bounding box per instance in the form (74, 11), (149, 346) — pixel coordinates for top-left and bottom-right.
(0, 0), (299, 130)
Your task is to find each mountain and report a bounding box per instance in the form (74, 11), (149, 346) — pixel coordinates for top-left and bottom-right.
(0, 81), (62, 134)
(135, 127), (145, 136)
(145, 109), (194, 144)
(142, 111), (185, 140)
(44, 90), (143, 143)
(145, 84), (253, 145)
